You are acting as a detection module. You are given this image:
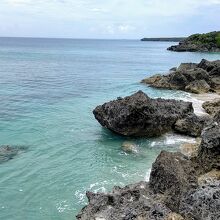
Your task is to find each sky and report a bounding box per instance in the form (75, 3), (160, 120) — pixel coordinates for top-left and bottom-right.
(0, 0), (220, 39)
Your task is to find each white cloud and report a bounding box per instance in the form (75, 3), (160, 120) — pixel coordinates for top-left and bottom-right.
(0, 0), (220, 38)
(118, 25), (135, 32)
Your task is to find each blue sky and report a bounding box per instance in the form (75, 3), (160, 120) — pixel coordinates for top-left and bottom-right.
(0, 0), (220, 39)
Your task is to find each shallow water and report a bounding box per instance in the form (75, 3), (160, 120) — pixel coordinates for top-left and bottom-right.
(0, 38), (219, 219)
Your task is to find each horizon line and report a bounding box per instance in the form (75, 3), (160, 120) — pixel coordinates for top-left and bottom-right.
(0, 36), (185, 41)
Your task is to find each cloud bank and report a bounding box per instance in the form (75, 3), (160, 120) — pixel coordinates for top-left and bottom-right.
(0, 0), (220, 38)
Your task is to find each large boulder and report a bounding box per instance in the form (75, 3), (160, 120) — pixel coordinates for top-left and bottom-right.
(174, 114), (211, 137)
(76, 181), (173, 220)
(149, 151), (198, 212)
(168, 71), (188, 90)
(185, 79), (211, 94)
(93, 91), (193, 137)
(197, 112), (220, 171)
(202, 99), (220, 115)
(179, 181), (220, 220)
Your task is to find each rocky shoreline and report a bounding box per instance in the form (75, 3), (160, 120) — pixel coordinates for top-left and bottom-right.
(141, 59), (220, 94)
(77, 59), (220, 220)
(77, 109), (220, 219)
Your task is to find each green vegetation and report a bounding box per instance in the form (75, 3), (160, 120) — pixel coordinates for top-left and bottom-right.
(188, 31), (220, 47)
(216, 33), (220, 47)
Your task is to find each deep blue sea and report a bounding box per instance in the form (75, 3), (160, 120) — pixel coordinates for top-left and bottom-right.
(0, 38), (219, 220)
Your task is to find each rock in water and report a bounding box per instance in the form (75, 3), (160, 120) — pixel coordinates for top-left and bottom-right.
(93, 91), (193, 137)
(121, 141), (138, 153)
(142, 59), (220, 94)
(0, 146), (18, 163)
(0, 145), (23, 163)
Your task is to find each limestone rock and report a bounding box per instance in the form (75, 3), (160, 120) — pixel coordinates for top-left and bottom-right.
(93, 91), (193, 137)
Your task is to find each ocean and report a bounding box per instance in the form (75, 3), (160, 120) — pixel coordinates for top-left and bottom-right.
(0, 38), (219, 220)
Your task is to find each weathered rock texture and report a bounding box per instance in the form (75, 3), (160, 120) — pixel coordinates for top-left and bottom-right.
(149, 151), (198, 212)
(179, 181), (220, 220)
(197, 113), (220, 172)
(76, 182), (174, 220)
(142, 59), (220, 94)
(167, 31), (220, 52)
(174, 114), (211, 137)
(202, 99), (220, 115)
(93, 91), (193, 137)
(77, 106), (220, 220)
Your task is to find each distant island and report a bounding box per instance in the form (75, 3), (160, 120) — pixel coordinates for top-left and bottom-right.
(167, 31), (220, 52)
(141, 37), (185, 42)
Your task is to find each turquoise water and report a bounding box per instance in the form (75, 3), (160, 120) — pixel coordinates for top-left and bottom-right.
(0, 38), (219, 220)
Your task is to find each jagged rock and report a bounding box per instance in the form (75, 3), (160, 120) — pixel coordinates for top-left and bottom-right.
(174, 114), (211, 137)
(202, 99), (220, 115)
(141, 74), (164, 84)
(177, 63), (197, 72)
(149, 151), (198, 212)
(142, 59), (220, 94)
(167, 31), (220, 52)
(198, 59), (220, 72)
(93, 91), (193, 137)
(76, 181), (173, 220)
(179, 181), (220, 220)
(168, 72), (188, 90)
(185, 79), (211, 94)
(210, 66), (220, 76)
(198, 113), (220, 171)
(182, 68), (210, 82)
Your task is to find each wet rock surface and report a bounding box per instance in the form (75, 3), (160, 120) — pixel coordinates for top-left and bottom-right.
(141, 59), (220, 94)
(93, 90), (193, 137)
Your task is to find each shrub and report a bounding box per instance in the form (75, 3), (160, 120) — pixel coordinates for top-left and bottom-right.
(216, 33), (220, 47)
